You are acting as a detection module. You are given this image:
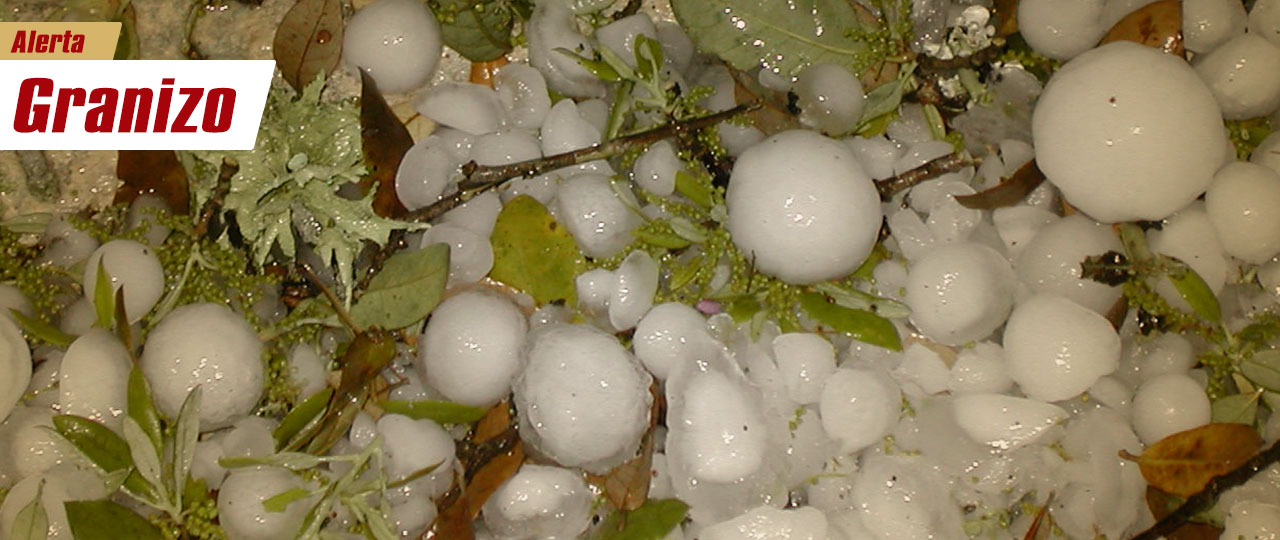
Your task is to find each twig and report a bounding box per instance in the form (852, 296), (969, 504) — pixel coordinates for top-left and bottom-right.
(403, 102), (761, 223)
(1130, 439), (1280, 540)
(874, 153), (975, 200)
(192, 159), (237, 238)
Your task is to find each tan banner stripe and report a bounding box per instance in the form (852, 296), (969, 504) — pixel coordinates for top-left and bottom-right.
(0, 22), (121, 60)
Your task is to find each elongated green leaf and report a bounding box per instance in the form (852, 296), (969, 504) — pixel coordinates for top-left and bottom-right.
(220, 452), (326, 471)
(274, 388), (334, 450)
(1241, 350), (1280, 393)
(1163, 256), (1221, 323)
(93, 259), (114, 329)
(489, 195), (587, 305)
(9, 309), (74, 347)
(172, 386), (202, 509)
(799, 292), (902, 351)
(432, 0), (516, 62)
(13, 481), (48, 540)
(1211, 392), (1260, 425)
(263, 487), (314, 513)
(349, 242), (450, 330)
(127, 367), (163, 451)
(591, 498), (689, 540)
(0, 213), (52, 235)
(53, 415), (131, 472)
(379, 399), (488, 425)
(674, 171), (713, 208)
(632, 223), (691, 249)
(64, 500), (164, 540)
(122, 417), (163, 496)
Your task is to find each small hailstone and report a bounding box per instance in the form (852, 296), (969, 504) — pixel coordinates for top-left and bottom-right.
(395, 137), (458, 211)
(608, 250), (659, 331)
(700, 506), (828, 540)
(39, 216), (98, 268)
(288, 343), (328, 398)
(633, 302), (713, 381)
(953, 394), (1068, 451)
(632, 140), (680, 196)
(418, 290), (527, 408)
(126, 194), (172, 246)
(81, 239), (165, 323)
(555, 174), (642, 258)
(904, 242), (1015, 346)
(1148, 201), (1228, 310)
(844, 135), (901, 180)
(1252, 0), (1280, 48)
(58, 329), (130, 426)
(656, 21), (694, 74)
(377, 414), (455, 498)
(1133, 333), (1196, 380)
(342, 0), (442, 94)
(1184, 0), (1248, 53)
(1015, 213), (1124, 315)
(420, 224), (493, 285)
(595, 14), (658, 69)
(819, 368), (901, 454)
(992, 206), (1058, 259)
(1222, 501), (1280, 540)
(219, 416), (277, 459)
(1004, 294), (1121, 402)
(1205, 161), (1280, 263)
(471, 130), (542, 167)
(852, 455), (966, 540)
(1088, 376), (1133, 414)
(0, 315), (31, 424)
(218, 468), (312, 540)
(1017, 0), (1106, 60)
(574, 267), (616, 319)
(441, 190), (502, 238)
(57, 297), (94, 336)
(540, 99), (600, 156)
(792, 63), (865, 136)
(482, 464), (592, 540)
(1194, 33), (1280, 119)
(0, 406), (77, 482)
(526, 0), (605, 99)
(725, 130), (882, 284)
(140, 303), (263, 430)
(494, 63), (552, 130)
(947, 342), (1013, 395)
(391, 496), (437, 540)
(0, 469), (107, 540)
(893, 343), (951, 395)
(771, 333), (836, 405)
(1132, 373), (1211, 445)
(675, 367), (769, 483)
(514, 324), (652, 473)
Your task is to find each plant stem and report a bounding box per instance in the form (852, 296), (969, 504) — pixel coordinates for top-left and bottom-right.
(874, 153), (975, 200)
(1131, 439), (1280, 540)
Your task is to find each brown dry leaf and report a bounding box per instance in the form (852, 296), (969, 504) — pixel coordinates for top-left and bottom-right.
(428, 491), (476, 540)
(273, 0), (345, 92)
(359, 71), (413, 218)
(587, 383), (662, 511)
(991, 0), (1018, 37)
(729, 69), (800, 136)
(464, 441), (525, 518)
(955, 160), (1045, 210)
(1122, 423), (1263, 497)
(1022, 493), (1053, 540)
(470, 58), (510, 89)
(114, 150), (190, 214)
(1100, 0), (1184, 57)
(1143, 487), (1223, 540)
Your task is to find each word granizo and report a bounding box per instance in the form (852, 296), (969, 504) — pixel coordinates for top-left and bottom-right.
(14, 77), (236, 133)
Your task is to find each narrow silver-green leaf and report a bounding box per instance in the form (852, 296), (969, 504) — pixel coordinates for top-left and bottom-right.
(9, 308), (74, 347)
(262, 487), (313, 513)
(378, 399), (488, 425)
(812, 282), (911, 319)
(1211, 392), (1260, 425)
(220, 452), (326, 471)
(172, 386), (202, 510)
(799, 292), (902, 351)
(1162, 256), (1222, 323)
(122, 417), (163, 496)
(273, 388), (333, 451)
(1241, 350), (1280, 393)
(93, 259), (114, 329)
(127, 367), (163, 451)
(64, 500), (165, 540)
(349, 242), (450, 330)
(0, 212), (52, 235)
(591, 498), (689, 540)
(13, 481), (48, 540)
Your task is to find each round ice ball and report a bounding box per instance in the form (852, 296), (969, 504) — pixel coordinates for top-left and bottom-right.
(1205, 161), (1280, 263)
(793, 63), (866, 136)
(1222, 501), (1280, 540)
(1015, 213), (1124, 315)
(482, 464), (592, 540)
(514, 324), (652, 473)
(819, 368), (901, 454)
(1184, 0), (1248, 53)
(676, 368), (769, 483)
(1004, 294), (1121, 402)
(140, 303), (263, 430)
(905, 242), (1016, 346)
(59, 329), (130, 426)
(555, 174), (642, 259)
(420, 224), (493, 285)
(633, 302), (712, 381)
(701, 506), (829, 540)
(343, 0), (442, 94)
(82, 239), (164, 323)
(377, 414), (455, 498)
(1017, 0), (1107, 60)
(416, 82), (506, 135)
(218, 468), (311, 540)
(0, 315), (31, 424)
(495, 63), (552, 130)
(1033, 42), (1225, 223)
(953, 394), (1069, 451)
(1132, 373), (1210, 444)
(417, 290), (527, 408)
(396, 137), (458, 211)
(1194, 33), (1280, 119)
(726, 130), (882, 284)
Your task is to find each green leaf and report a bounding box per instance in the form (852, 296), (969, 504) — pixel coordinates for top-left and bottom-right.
(0, 213), (52, 235)
(633, 34), (664, 81)
(220, 452), (326, 471)
(349, 242), (451, 330)
(51, 415), (157, 502)
(93, 258), (114, 329)
(591, 498), (689, 540)
(121, 417), (163, 497)
(674, 170), (713, 208)
(632, 223), (691, 249)
(9, 309), (74, 347)
(1162, 256), (1221, 323)
(857, 74), (908, 132)
(172, 386), (202, 509)
(489, 195), (587, 305)
(379, 399), (488, 425)
(64, 500), (164, 540)
(563, 47), (623, 82)
(127, 367), (163, 452)
(263, 487), (314, 513)
(1241, 350), (1280, 393)
(12, 481), (48, 540)
(799, 292), (902, 351)
(433, 0), (516, 62)
(812, 282), (911, 319)
(720, 294), (762, 323)
(671, 0), (878, 80)
(274, 388), (334, 450)
(1212, 392), (1260, 425)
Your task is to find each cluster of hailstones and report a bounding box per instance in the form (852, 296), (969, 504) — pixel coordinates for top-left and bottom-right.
(3, 0), (1280, 538)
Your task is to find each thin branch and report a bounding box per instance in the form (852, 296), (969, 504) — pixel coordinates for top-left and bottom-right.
(192, 159), (237, 238)
(874, 153), (975, 201)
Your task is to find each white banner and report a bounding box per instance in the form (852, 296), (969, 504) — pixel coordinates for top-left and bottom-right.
(0, 60), (274, 150)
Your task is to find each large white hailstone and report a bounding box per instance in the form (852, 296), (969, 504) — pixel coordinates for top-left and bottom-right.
(82, 239), (164, 323)
(377, 414), (455, 498)
(396, 137), (459, 211)
(948, 342), (1014, 395)
(471, 130), (542, 167)
(420, 224), (493, 285)
(555, 174), (642, 258)
(700, 506), (828, 540)
(953, 394), (1068, 451)
(495, 64), (552, 130)
(1184, 0), (1248, 53)
(1194, 33), (1280, 119)
(59, 329), (130, 426)
(852, 455), (966, 540)
(1251, 0), (1280, 47)
(140, 303), (263, 430)
(343, 0), (440, 94)
(0, 407), (78, 482)
(819, 368), (901, 454)
(608, 250), (659, 331)
(632, 140), (680, 196)
(417, 290), (527, 408)
(1058, 408), (1147, 539)
(905, 242), (1016, 346)
(540, 99), (600, 155)
(1222, 501), (1280, 540)
(633, 302), (713, 381)
(417, 82), (506, 135)
(127, 194), (172, 246)
(676, 367), (769, 483)
(482, 464), (592, 540)
(1015, 213), (1124, 315)
(725, 130), (882, 284)
(1004, 294), (1121, 402)
(0, 316), (30, 424)
(218, 468), (312, 540)
(514, 324), (652, 473)
(1132, 373), (1211, 444)
(595, 14), (658, 69)
(1205, 162), (1280, 263)
(993, 206), (1058, 260)
(1148, 202), (1229, 309)
(1033, 42), (1226, 223)
(1016, 0), (1107, 60)
(526, 0), (605, 99)
(771, 333), (836, 405)
(792, 63), (865, 136)
(0, 469), (107, 540)
(656, 21), (694, 74)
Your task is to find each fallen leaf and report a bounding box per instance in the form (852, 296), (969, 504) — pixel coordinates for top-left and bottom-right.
(273, 0), (345, 92)
(588, 383), (661, 511)
(955, 160), (1045, 210)
(1101, 0), (1184, 57)
(114, 151), (190, 214)
(1121, 423), (1263, 497)
(590, 498), (689, 540)
(489, 195), (587, 306)
(729, 68), (800, 136)
(1143, 487), (1223, 540)
(348, 242), (450, 330)
(359, 71), (413, 218)
(464, 441), (524, 518)
(991, 0), (1018, 37)
(428, 492), (476, 540)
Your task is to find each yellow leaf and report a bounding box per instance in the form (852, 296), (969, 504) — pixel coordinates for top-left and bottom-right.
(1123, 423), (1263, 497)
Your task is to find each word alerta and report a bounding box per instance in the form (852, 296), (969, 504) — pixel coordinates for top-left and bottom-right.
(14, 78), (237, 133)
(10, 30), (86, 54)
